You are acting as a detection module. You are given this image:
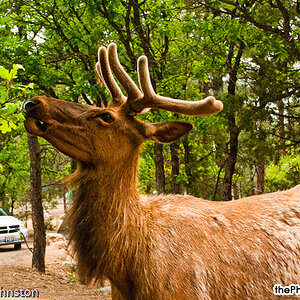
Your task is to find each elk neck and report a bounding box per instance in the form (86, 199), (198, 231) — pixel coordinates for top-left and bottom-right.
(66, 145), (147, 285)
(70, 145), (143, 223)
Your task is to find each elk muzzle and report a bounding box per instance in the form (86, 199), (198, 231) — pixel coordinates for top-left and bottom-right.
(23, 97), (50, 135)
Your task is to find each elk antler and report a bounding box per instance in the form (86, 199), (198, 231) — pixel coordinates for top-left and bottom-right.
(134, 56), (223, 116)
(97, 43), (223, 116)
(96, 46), (126, 106)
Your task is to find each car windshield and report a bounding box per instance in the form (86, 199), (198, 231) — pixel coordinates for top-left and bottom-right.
(0, 207), (8, 216)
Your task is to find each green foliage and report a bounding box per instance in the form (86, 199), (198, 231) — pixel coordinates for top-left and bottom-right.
(0, 131), (30, 210)
(0, 62), (70, 212)
(138, 142), (156, 194)
(0, 64), (33, 133)
(0, 0), (298, 207)
(68, 272), (78, 282)
(266, 149), (300, 192)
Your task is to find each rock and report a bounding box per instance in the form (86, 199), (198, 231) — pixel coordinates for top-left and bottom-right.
(46, 233), (66, 247)
(62, 260), (77, 273)
(99, 286), (111, 293)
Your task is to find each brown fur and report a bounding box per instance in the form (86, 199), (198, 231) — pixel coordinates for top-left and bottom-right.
(23, 43), (300, 300)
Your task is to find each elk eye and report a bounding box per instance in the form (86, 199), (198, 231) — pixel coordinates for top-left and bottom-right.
(99, 113), (114, 123)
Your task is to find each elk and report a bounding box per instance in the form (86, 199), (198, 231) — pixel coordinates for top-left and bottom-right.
(23, 43), (300, 300)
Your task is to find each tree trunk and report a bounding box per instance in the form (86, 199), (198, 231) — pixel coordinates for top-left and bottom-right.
(255, 105), (266, 195)
(256, 161), (265, 194)
(10, 196), (15, 215)
(170, 140), (181, 194)
(221, 41), (244, 201)
(154, 143), (165, 194)
(0, 191), (5, 209)
(256, 121), (265, 194)
(233, 180), (239, 199)
(222, 122), (239, 201)
(250, 165), (256, 195)
(277, 99), (286, 156)
(183, 135), (192, 193)
(27, 134), (46, 273)
(213, 164), (223, 201)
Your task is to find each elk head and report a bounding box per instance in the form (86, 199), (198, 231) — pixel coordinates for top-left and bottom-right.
(23, 43), (223, 166)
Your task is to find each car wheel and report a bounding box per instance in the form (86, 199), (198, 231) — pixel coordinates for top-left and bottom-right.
(14, 243), (21, 250)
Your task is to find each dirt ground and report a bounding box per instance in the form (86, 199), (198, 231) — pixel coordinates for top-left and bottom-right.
(0, 242), (111, 300)
(0, 204), (112, 300)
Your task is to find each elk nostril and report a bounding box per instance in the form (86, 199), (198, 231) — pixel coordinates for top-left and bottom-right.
(24, 99), (41, 112)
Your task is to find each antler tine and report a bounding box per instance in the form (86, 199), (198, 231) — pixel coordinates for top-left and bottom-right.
(132, 55), (223, 116)
(137, 56), (156, 100)
(108, 43), (142, 100)
(97, 47), (125, 105)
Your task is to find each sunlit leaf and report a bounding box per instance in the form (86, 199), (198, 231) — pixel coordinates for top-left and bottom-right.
(0, 102), (17, 117)
(0, 66), (10, 80)
(0, 88), (6, 104)
(9, 64), (24, 80)
(0, 119), (11, 133)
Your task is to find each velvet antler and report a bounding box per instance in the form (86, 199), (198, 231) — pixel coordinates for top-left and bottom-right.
(97, 43), (223, 116)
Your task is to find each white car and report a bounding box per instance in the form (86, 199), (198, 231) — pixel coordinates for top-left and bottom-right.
(0, 207), (28, 249)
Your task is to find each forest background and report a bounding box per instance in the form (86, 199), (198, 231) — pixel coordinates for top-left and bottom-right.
(0, 0), (299, 214)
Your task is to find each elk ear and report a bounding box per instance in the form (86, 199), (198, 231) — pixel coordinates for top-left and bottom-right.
(145, 121), (193, 143)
